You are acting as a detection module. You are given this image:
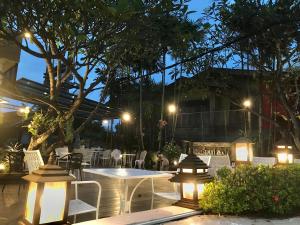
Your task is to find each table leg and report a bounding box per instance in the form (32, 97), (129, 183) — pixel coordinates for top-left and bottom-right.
(119, 179), (128, 214)
(151, 178), (154, 209)
(128, 178), (148, 213)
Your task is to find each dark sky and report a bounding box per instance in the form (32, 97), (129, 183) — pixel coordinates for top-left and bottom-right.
(16, 0), (212, 102)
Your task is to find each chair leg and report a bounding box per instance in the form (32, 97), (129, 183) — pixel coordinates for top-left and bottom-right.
(2, 184), (6, 192)
(18, 184), (21, 194)
(80, 169), (83, 181)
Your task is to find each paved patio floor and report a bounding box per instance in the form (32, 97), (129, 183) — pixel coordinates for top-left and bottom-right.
(166, 215), (300, 225)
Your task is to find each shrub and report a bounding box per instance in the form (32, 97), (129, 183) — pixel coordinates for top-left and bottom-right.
(162, 142), (183, 162)
(200, 165), (300, 216)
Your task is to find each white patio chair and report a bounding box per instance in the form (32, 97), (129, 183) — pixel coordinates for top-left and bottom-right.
(253, 157), (276, 167)
(134, 150), (147, 169)
(111, 149), (122, 167)
(68, 180), (101, 223)
(81, 149), (94, 168)
(24, 150), (44, 174)
(199, 155), (211, 165)
(98, 149), (111, 167)
(55, 147), (69, 166)
(208, 155), (231, 177)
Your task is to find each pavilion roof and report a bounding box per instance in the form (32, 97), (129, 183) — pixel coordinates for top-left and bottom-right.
(0, 77), (121, 120)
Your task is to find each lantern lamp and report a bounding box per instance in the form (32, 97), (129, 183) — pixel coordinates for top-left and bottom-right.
(21, 165), (75, 225)
(274, 138), (294, 164)
(232, 137), (254, 165)
(169, 153), (212, 210)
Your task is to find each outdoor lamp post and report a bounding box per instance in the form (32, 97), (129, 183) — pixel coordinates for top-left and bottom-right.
(274, 138), (294, 164)
(170, 152), (212, 210)
(232, 137), (254, 165)
(21, 165), (75, 225)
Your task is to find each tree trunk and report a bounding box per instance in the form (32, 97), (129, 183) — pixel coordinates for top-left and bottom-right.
(158, 53), (166, 151)
(139, 71), (145, 150)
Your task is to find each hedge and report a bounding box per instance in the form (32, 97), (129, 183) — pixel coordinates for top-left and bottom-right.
(200, 164), (300, 216)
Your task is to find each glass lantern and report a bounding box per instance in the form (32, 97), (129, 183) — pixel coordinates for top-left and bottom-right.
(274, 138), (294, 164)
(232, 137), (254, 165)
(170, 153), (212, 209)
(21, 165), (75, 225)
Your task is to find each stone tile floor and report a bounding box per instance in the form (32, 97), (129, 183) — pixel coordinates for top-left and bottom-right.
(166, 215), (300, 225)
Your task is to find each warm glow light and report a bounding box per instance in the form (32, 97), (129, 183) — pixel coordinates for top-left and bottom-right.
(24, 32), (31, 38)
(182, 168), (193, 173)
(197, 169), (204, 173)
(183, 183), (194, 199)
(277, 153), (288, 164)
(102, 119), (108, 125)
(0, 163), (5, 171)
(19, 106), (30, 114)
(288, 154), (293, 164)
(236, 143), (248, 161)
(173, 160), (178, 166)
(25, 182), (38, 223)
(122, 112), (131, 122)
(39, 182), (67, 224)
(168, 104), (177, 114)
(243, 99), (252, 108)
(277, 145), (286, 149)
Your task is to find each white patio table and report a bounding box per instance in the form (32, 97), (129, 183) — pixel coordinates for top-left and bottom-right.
(83, 168), (173, 214)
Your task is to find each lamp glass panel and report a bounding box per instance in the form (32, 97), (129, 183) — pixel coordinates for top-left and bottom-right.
(25, 182), (38, 223)
(182, 169), (193, 173)
(235, 143), (248, 161)
(39, 181), (67, 224)
(277, 153), (288, 164)
(197, 183), (205, 199)
(182, 183), (194, 199)
(197, 169), (204, 173)
(288, 154), (294, 164)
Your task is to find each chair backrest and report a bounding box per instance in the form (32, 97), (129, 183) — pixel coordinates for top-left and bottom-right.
(139, 150), (147, 160)
(55, 147), (69, 157)
(24, 150), (44, 174)
(111, 149), (121, 160)
(102, 149), (111, 158)
(294, 159), (300, 164)
(77, 148), (93, 162)
(6, 151), (25, 173)
(209, 155), (231, 167)
(68, 153), (83, 170)
(178, 153), (187, 163)
(198, 155), (211, 166)
(208, 155), (231, 177)
(253, 157), (276, 167)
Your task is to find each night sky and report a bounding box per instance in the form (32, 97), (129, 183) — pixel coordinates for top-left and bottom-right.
(15, 1), (212, 102)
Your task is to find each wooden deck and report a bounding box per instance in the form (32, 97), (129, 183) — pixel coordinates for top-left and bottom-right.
(0, 171), (175, 225)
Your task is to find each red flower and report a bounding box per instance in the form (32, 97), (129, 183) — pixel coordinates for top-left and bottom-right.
(158, 120), (168, 128)
(272, 195), (280, 203)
